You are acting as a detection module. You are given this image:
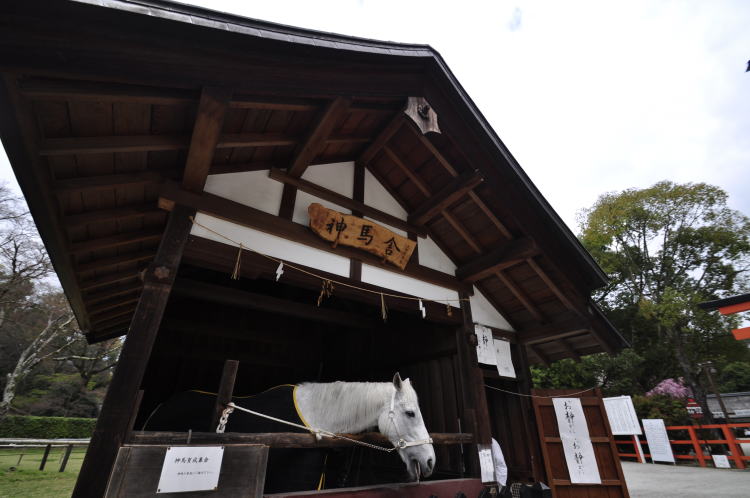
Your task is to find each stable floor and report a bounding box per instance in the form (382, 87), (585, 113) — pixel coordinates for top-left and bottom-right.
(622, 461), (750, 498)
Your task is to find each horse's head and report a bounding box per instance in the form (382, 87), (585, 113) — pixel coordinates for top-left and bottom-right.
(377, 373), (436, 481)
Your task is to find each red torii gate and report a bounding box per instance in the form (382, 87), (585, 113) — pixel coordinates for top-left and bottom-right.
(699, 293), (750, 340)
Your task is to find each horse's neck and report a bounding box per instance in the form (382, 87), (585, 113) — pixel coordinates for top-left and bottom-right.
(294, 382), (393, 434)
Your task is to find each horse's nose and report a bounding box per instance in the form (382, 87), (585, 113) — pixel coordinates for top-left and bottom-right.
(426, 458), (434, 471)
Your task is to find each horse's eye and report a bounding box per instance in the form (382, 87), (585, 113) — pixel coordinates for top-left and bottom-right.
(405, 410), (416, 418)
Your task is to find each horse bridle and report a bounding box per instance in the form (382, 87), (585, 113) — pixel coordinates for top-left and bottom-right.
(387, 387), (434, 450)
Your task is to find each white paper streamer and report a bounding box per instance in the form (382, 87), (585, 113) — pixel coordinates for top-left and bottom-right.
(275, 261), (284, 281)
(418, 299), (426, 318)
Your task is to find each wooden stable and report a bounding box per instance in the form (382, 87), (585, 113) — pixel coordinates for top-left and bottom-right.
(0, 1), (628, 496)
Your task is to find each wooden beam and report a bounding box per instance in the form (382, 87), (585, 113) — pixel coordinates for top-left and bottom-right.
(182, 87), (232, 193)
(70, 229), (162, 255)
(559, 339), (581, 362)
(526, 257), (576, 311)
(408, 171), (483, 226)
(76, 250), (155, 275)
(443, 210), (482, 253)
(18, 78), (197, 105)
(86, 321), (132, 343)
(208, 161), (280, 175)
(268, 168), (426, 237)
(519, 317), (590, 346)
(383, 146), (431, 196)
(288, 97), (351, 178)
(64, 204), (161, 228)
(54, 171), (163, 194)
(455, 237), (538, 282)
(39, 135), (187, 155)
(89, 304), (137, 324)
(83, 282), (142, 305)
(230, 95), (319, 111)
(88, 295), (140, 316)
(173, 278), (376, 329)
(357, 113), (405, 166)
(216, 132), (297, 149)
(211, 359), (239, 432)
(528, 345), (550, 367)
(79, 270), (139, 292)
(720, 301), (750, 315)
(73, 205), (194, 498)
(494, 270), (545, 323)
(130, 431), (473, 448)
(160, 182), (469, 293)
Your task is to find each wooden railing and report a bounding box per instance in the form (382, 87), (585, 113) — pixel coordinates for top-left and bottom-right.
(616, 423), (750, 469)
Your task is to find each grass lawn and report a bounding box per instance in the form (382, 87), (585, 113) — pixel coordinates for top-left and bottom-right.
(0, 447), (85, 497)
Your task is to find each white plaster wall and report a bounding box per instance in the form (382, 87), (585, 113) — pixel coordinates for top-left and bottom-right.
(471, 286), (515, 331)
(293, 162), (354, 225)
(204, 170), (283, 216)
(418, 236), (457, 274)
(190, 213), (350, 277)
(361, 264), (459, 303)
(364, 169), (407, 220)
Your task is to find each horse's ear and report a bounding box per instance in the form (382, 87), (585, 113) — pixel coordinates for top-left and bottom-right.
(393, 372), (403, 390)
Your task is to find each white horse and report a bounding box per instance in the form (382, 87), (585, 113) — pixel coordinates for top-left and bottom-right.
(294, 373), (436, 481)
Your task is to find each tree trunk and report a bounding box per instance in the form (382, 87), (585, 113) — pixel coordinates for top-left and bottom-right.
(1, 355), (26, 418)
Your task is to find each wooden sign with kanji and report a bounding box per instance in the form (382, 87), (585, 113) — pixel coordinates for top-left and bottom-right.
(308, 203), (416, 270)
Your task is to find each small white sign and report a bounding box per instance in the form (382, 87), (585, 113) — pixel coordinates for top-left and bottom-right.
(712, 454), (731, 468)
(642, 419), (675, 463)
(477, 445), (495, 483)
(603, 396), (642, 435)
(493, 338), (516, 378)
(475, 325), (496, 365)
(157, 446), (224, 493)
(553, 398), (601, 484)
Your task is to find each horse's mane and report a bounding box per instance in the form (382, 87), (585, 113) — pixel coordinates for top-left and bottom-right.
(295, 380), (418, 434)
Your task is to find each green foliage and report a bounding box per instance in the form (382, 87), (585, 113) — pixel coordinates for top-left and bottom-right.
(632, 394), (692, 426)
(718, 361), (750, 393)
(0, 415), (95, 439)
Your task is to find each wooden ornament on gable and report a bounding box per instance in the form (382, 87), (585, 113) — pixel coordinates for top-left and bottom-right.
(404, 97), (441, 135)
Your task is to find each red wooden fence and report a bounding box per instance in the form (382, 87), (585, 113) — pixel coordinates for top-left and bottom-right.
(616, 423), (750, 469)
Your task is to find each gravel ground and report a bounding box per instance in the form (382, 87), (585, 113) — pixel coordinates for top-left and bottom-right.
(622, 461), (750, 498)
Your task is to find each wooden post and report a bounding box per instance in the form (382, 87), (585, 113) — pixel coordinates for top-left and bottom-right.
(457, 292), (492, 446)
(515, 343), (545, 482)
(721, 425), (745, 469)
(72, 205), (195, 498)
(632, 435), (645, 463)
(211, 359), (240, 431)
(39, 443), (52, 470)
(59, 444), (73, 472)
(687, 426), (707, 467)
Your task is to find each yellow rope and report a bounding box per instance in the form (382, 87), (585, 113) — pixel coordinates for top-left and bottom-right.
(190, 216), (470, 305)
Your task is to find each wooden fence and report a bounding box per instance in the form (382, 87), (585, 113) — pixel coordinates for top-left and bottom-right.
(616, 423), (750, 469)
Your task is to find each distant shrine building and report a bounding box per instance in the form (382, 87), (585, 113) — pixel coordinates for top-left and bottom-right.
(0, 1), (628, 496)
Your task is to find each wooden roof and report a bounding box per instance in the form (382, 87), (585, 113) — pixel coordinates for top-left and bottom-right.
(0, 0), (627, 363)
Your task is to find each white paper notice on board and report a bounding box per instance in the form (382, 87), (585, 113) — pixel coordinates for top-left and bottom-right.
(493, 338), (516, 378)
(477, 444), (495, 483)
(603, 396), (642, 435)
(553, 398), (601, 484)
(157, 446), (224, 493)
(642, 419), (675, 463)
(712, 454), (730, 468)
(475, 324), (496, 365)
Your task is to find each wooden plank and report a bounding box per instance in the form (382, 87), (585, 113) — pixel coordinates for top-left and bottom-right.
(733, 327), (750, 341)
(268, 168), (426, 237)
(65, 204), (161, 227)
(494, 270), (544, 323)
(73, 205), (195, 498)
(408, 171), (483, 226)
(70, 229), (162, 254)
(88, 297), (140, 317)
(104, 444), (268, 498)
(79, 270), (140, 292)
(455, 238), (538, 282)
(90, 304), (137, 325)
(230, 94), (318, 111)
(528, 345), (550, 367)
(720, 301), (750, 315)
(383, 145), (431, 196)
(208, 161), (280, 175)
(288, 96), (351, 177)
(519, 317), (590, 345)
(350, 161), (364, 281)
(84, 282), (142, 305)
(159, 182), (470, 293)
(40, 135), (187, 155)
(216, 132), (297, 149)
(182, 86), (232, 193)
(130, 431), (473, 447)
(173, 278), (376, 329)
(526, 257), (576, 311)
(54, 171), (163, 194)
(76, 250), (156, 274)
(211, 359), (239, 432)
(559, 339), (581, 362)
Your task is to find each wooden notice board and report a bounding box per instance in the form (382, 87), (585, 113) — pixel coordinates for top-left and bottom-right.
(105, 444), (268, 497)
(531, 389), (630, 498)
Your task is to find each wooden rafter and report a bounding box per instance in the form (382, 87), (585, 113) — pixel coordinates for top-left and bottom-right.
(494, 270), (545, 323)
(559, 339), (581, 362)
(408, 171), (483, 226)
(70, 229), (162, 255)
(79, 270), (140, 292)
(357, 113), (405, 166)
(90, 305), (137, 325)
(268, 168), (426, 237)
(182, 87), (232, 193)
(54, 172), (163, 193)
(65, 204), (161, 228)
(519, 316), (590, 346)
(83, 282), (142, 305)
(288, 97), (351, 178)
(526, 257), (576, 311)
(89, 297), (140, 317)
(76, 250), (155, 274)
(455, 237), (538, 282)
(528, 345), (550, 367)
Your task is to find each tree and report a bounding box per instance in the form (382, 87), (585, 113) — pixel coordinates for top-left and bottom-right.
(578, 181), (750, 421)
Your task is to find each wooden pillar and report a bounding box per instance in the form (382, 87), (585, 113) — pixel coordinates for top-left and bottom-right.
(72, 205), (195, 498)
(211, 359), (239, 431)
(457, 292), (492, 445)
(516, 344), (546, 482)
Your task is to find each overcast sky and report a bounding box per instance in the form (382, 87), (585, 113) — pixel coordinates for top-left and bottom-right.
(1, 0), (748, 234)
